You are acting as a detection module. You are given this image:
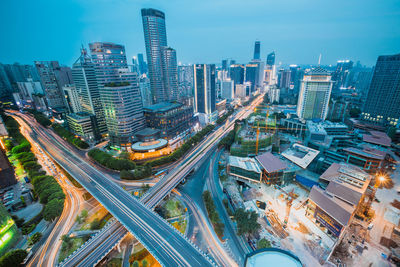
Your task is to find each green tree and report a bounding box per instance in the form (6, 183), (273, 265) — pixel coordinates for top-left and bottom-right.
(233, 208), (261, 236)
(388, 127), (397, 139)
(90, 218), (102, 230)
(0, 249), (27, 267)
(43, 199), (64, 221)
(28, 232), (43, 246)
(257, 238), (271, 249)
(132, 260), (139, 267)
(142, 259), (148, 267)
(349, 107), (361, 118)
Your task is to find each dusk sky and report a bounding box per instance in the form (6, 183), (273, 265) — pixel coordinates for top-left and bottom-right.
(1, 0), (399, 67)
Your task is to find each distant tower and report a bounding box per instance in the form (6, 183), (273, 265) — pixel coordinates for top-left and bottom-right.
(141, 8), (179, 104)
(362, 53), (400, 126)
(297, 67), (333, 120)
(266, 52), (275, 66)
(253, 41), (261, 60)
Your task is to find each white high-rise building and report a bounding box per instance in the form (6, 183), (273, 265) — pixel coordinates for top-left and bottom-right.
(221, 79), (234, 100)
(268, 85), (280, 103)
(296, 67), (333, 120)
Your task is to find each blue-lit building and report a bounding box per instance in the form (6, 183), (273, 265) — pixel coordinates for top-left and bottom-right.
(193, 64), (217, 124)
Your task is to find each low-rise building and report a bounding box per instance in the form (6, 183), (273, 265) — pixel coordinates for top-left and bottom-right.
(66, 112), (98, 141)
(144, 102), (195, 139)
(227, 156), (262, 183)
(256, 152), (295, 185)
(306, 163), (371, 238)
(362, 130), (391, 149)
(0, 150), (17, 189)
(281, 143), (320, 169)
(305, 120), (350, 151)
(342, 145), (386, 172)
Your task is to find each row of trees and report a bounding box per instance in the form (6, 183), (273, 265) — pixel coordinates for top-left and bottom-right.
(2, 114), (65, 226)
(148, 124), (216, 167)
(88, 149), (152, 179)
(52, 124), (89, 149)
(0, 249), (27, 267)
(202, 190), (224, 238)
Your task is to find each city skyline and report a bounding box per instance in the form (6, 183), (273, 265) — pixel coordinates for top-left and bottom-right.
(1, 0), (400, 67)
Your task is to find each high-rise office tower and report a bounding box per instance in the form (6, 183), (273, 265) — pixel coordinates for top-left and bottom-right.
(222, 59), (228, 71)
(35, 61), (72, 110)
(193, 64), (216, 115)
(89, 42), (145, 147)
(139, 75), (152, 107)
(137, 53), (148, 75)
(221, 79), (235, 100)
(229, 64), (245, 85)
(72, 48), (107, 135)
(289, 65), (303, 93)
(278, 69), (291, 89)
(178, 65), (194, 97)
(245, 63), (258, 92)
(142, 8), (178, 104)
(266, 52), (276, 66)
(62, 84), (82, 114)
(161, 47), (179, 102)
(362, 54), (400, 126)
(131, 56), (139, 74)
(332, 60), (353, 93)
(253, 41), (261, 60)
(229, 59), (236, 66)
(297, 67), (333, 120)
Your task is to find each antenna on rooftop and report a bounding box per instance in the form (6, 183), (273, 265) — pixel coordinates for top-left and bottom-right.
(318, 53), (322, 65)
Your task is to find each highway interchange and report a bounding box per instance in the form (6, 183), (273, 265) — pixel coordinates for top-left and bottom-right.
(9, 93), (264, 267)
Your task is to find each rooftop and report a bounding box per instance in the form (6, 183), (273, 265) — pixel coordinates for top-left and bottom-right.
(363, 130), (391, 147)
(281, 143), (319, 169)
(144, 102), (182, 113)
(309, 186), (354, 226)
(66, 112), (92, 120)
(319, 163), (371, 202)
(229, 156), (262, 174)
(307, 120), (348, 135)
(343, 146), (386, 160)
(135, 127), (160, 137)
(255, 152), (287, 173)
(131, 139), (168, 152)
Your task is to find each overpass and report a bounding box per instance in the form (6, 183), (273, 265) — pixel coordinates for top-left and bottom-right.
(13, 94), (264, 266)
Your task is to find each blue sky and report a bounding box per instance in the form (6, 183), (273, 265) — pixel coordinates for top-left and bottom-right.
(1, 0), (399, 67)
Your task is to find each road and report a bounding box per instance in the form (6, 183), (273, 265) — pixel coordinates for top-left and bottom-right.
(207, 149), (251, 264)
(11, 112), (214, 267)
(12, 93), (265, 266)
(17, 124), (84, 267)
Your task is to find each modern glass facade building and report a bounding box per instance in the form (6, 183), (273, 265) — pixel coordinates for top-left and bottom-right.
(35, 61), (72, 111)
(362, 53), (400, 127)
(89, 42), (145, 148)
(161, 47), (178, 102)
(296, 67), (333, 121)
(253, 41), (261, 60)
(72, 48), (107, 135)
(193, 64), (216, 115)
(141, 8), (172, 104)
(229, 64), (245, 85)
(266, 51), (276, 66)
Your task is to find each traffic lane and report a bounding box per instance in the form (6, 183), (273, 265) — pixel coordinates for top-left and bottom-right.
(28, 121), (212, 266)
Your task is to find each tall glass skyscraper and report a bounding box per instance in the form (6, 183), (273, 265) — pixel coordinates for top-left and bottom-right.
(141, 8), (178, 104)
(72, 48), (107, 135)
(253, 41), (261, 60)
(193, 64), (216, 115)
(296, 67), (333, 120)
(266, 51), (276, 66)
(161, 47), (178, 102)
(89, 42), (145, 148)
(362, 53), (400, 127)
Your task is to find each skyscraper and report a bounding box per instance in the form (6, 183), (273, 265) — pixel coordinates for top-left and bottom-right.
(221, 59), (228, 71)
(193, 64), (216, 115)
(253, 41), (261, 60)
(137, 53), (148, 75)
(278, 69), (291, 89)
(72, 48), (107, 135)
(89, 42), (145, 148)
(266, 51), (276, 66)
(178, 65), (194, 97)
(35, 61), (72, 111)
(332, 60), (353, 93)
(229, 64), (245, 85)
(161, 47), (178, 102)
(297, 67), (333, 120)
(62, 84), (82, 114)
(245, 63), (258, 92)
(362, 54), (400, 127)
(142, 8), (178, 104)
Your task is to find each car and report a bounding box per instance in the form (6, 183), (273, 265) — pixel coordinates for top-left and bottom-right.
(368, 223), (374, 230)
